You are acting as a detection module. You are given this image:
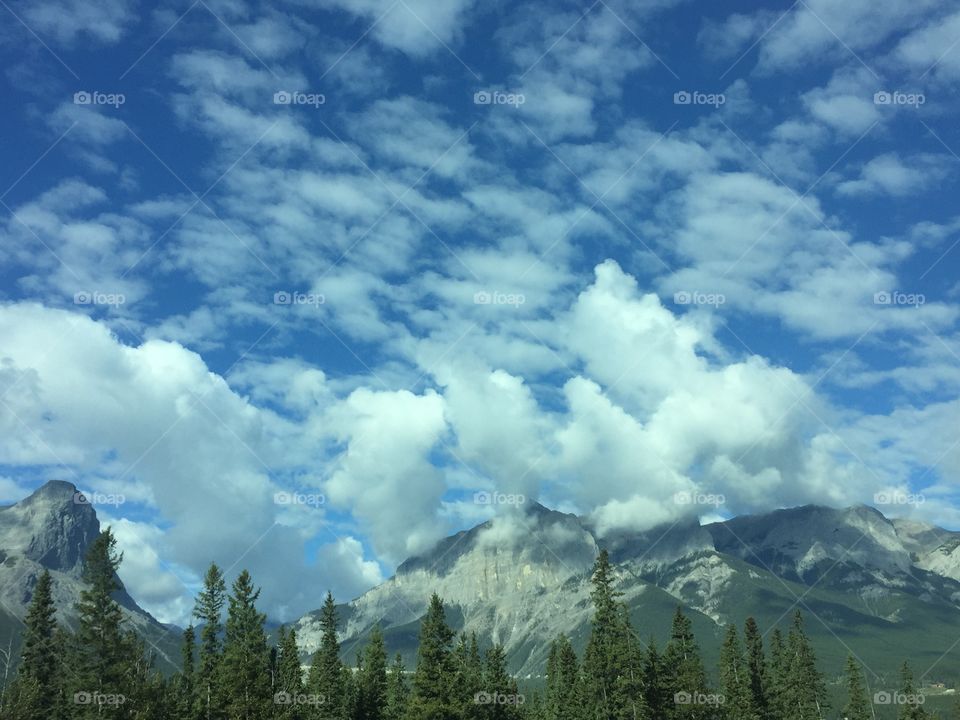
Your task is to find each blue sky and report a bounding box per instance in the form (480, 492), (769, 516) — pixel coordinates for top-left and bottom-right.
(0, 0), (959, 625)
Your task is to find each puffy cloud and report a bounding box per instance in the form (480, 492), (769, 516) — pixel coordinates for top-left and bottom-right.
(317, 0), (478, 57)
(0, 304), (385, 623)
(19, 0), (136, 45)
(836, 152), (952, 197)
(324, 387), (450, 563)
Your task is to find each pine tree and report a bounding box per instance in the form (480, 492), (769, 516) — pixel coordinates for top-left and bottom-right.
(897, 661), (931, 720)
(69, 528), (143, 718)
(277, 626), (305, 720)
(545, 636), (578, 720)
(194, 563), (227, 720)
(386, 653), (409, 720)
(841, 655), (870, 720)
(641, 638), (669, 720)
(662, 607), (710, 720)
(767, 628), (788, 720)
(307, 591), (347, 720)
(718, 624), (758, 720)
(176, 624), (198, 720)
(406, 593), (456, 720)
(220, 569), (271, 720)
(742, 618), (767, 718)
(481, 644), (520, 720)
(455, 632), (484, 720)
(357, 626), (388, 720)
(11, 570), (60, 720)
(782, 611), (827, 720)
(578, 550), (647, 720)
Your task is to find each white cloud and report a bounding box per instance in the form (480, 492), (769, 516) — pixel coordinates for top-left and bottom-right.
(316, 0), (477, 57)
(837, 152), (951, 197)
(20, 0), (135, 45)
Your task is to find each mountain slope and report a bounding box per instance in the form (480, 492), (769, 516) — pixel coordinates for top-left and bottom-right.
(296, 502), (960, 681)
(0, 481), (181, 673)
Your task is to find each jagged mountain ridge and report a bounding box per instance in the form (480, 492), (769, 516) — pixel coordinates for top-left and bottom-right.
(295, 501), (960, 680)
(0, 481), (181, 672)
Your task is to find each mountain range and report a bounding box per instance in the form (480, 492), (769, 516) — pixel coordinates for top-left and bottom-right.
(294, 501), (960, 686)
(4, 481), (960, 690)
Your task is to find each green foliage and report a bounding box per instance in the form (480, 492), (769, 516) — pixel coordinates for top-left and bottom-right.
(782, 611), (827, 720)
(386, 653), (409, 720)
(356, 626), (388, 720)
(897, 662), (932, 720)
(68, 528), (148, 719)
(277, 626), (305, 720)
(544, 636), (578, 720)
(662, 607), (710, 720)
(194, 562), (227, 720)
(406, 593), (457, 720)
(577, 549), (648, 720)
(307, 591), (348, 720)
(718, 624), (758, 720)
(11, 570), (61, 719)
(841, 655), (870, 720)
(742, 617), (767, 718)
(220, 569), (271, 720)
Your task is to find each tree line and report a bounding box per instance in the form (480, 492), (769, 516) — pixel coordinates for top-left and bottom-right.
(0, 529), (946, 719)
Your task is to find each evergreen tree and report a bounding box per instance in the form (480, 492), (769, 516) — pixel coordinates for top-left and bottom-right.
(69, 528), (143, 719)
(11, 570), (60, 720)
(641, 638), (669, 720)
(220, 569), (271, 720)
(277, 626), (305, 720)
(455, 633), (484, 720)
(357, 626), (388, 720)
(194, 563), (227, 720)
(662, 607), (709, 720)
(307, 591), (347, 720)
(896, 661), (931, 720)
(386, 653), (409, 720)
(577, 550), (648, 720)
(742, 618), (767, 718)
(767, 628), (788, 720)
(718, 624), (757, 720)
(406, 593), (456, 720)
(480, 644), (520, 720)
(176, 625), (198, 720)
(841, 655), (870, 720)
(544, 636), (578, 720)
(782, 611), (827, 720)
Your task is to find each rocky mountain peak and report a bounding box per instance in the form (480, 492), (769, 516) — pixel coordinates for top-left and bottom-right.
(0, 479), (99, 575)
